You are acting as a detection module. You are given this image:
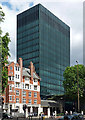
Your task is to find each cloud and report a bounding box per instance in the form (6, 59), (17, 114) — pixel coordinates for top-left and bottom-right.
(0, 1), (83, 65)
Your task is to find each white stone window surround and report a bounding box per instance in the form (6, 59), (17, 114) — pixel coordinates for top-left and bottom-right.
(23, 91), (26, 96)
(9, 85), (12, 91)
(9, 96), (12, 101)
(15, 66), (20, 71)
(10, 66), (13, 70)
(16, 98), (19, 103)
(29, 99), (31, 104)
(25, 84), (29, 89)
(16, 83), (20, 88)
(29, 92), (31, 97)
(34, 99), (37, 104)
(16, 90), (19, 96)
(34, 85), (37, 90)
(23, 98), (26, 103)
(34, 92), (37, 98)
(34, 79), (37, 82)
(9, 76), (14, 81)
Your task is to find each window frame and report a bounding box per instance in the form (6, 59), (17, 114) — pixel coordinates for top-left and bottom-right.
(29, 92), (31, 97)
(16, 90), (19, 96)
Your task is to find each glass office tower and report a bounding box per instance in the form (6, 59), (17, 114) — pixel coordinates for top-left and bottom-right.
(17, 4), (70, 97)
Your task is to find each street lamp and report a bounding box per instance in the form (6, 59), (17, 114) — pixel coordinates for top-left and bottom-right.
(76, 61), (80, 112)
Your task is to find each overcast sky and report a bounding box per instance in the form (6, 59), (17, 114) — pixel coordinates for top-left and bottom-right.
(0, 0), (84, 66)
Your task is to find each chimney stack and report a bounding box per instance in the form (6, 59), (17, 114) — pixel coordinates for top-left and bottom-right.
(18, 58), (23, 82)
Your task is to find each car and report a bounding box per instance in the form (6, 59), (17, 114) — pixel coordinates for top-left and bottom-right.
(2, 113), (13, 119)
(72, 113), (84, 120)
(28, 112), (34, 117)
(58, 114), (84, 120)
(28, 112), (38, 117)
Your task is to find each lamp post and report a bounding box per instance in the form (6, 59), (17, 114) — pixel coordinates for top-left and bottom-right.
(76, 61), (80, 112)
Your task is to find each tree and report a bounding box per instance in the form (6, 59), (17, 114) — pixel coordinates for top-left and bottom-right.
(63, 64), (85, 101)
(0, 6), (11, 93)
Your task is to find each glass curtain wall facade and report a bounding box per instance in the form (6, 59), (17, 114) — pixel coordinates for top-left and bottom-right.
(17, 4), (70, 97)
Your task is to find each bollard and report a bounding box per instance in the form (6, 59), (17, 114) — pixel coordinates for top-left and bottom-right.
(17, 117), (18, 120)
(29, 116), (30, 120)
(39, 115), (40, 120)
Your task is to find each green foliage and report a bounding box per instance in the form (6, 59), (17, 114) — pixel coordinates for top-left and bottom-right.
(2, 33), (11, 66)
(2, 33), (11, 93)
(0, 6), (11, 93)
(0, 6), (5, 35)
(63, 65), (85, 100)
(57, 113), (64, 116)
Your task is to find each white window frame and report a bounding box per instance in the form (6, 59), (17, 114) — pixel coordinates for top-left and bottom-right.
(9, 76), (11, 81)
(34, 85), (37, 90)
(34, 99), (37, 104)
(18, 67), (19, 71)
(34, 92), (37, 98)
(25, 84), (29, 89)
(18, 75), (19, 79)
(9, 96), (12, 101)
(12, 76), (14, 81)
(9, 85), (12, 91)
(10, 66), (13, 70)
(16, 90), (19, 96)
(23, 98), (26, 103)
(16, 98), (19, 103)
(29, 92), (31, 97)
(16, 74), (17, 78)
(29, 99), (31, 104)
(16, 66), (17, 71)
(23, 91), (26, 96)
(16, 83), (20, 88)
(34, 79), (37, 82)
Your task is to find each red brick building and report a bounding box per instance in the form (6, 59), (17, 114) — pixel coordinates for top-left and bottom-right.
(3, 58), (41, 115)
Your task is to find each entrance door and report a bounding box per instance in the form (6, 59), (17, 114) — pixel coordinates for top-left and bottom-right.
(43, 107), (48, 115)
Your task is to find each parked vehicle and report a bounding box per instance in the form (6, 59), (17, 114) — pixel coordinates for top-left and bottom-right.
(28, 112), (38, 117)
(58, 113), (84, 120)
(2, 113), (13, 119)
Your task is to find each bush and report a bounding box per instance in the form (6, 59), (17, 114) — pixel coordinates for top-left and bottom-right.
(57, 113), (64, 116)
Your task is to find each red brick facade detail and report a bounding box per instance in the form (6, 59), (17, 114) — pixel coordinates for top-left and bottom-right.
(4, 58), (41, 105)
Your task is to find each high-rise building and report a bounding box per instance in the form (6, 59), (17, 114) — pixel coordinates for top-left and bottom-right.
(17, 4), (70, 98)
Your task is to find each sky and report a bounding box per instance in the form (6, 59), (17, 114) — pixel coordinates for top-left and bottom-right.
(0, 0), (84, 66)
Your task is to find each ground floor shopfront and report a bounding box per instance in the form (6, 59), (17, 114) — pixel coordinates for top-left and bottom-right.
(40, 100), (63, 117)
(3, 100), (63, 117)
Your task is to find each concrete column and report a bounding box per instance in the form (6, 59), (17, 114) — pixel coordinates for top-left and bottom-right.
(55, 109), (57, 118)
(25, 108), (28, 118)
(70, 111), (72, 115)
(81, 111), (83, 115)
(30, 106), (33, 113)
(48, 107), (50, 118)
(59, 104), (63, 113)
(38, 104), (41, 116)
(8, 104), (10, 114)
(19, 104), (24, 113)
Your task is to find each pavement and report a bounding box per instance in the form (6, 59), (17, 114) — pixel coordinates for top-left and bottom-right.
(3, 117), (58, 120)
(2, 115), (85, 120)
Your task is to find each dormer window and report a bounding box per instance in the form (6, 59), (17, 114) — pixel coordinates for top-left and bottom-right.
(34, 79), (37, 82)
(25, 77), (29, 81)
